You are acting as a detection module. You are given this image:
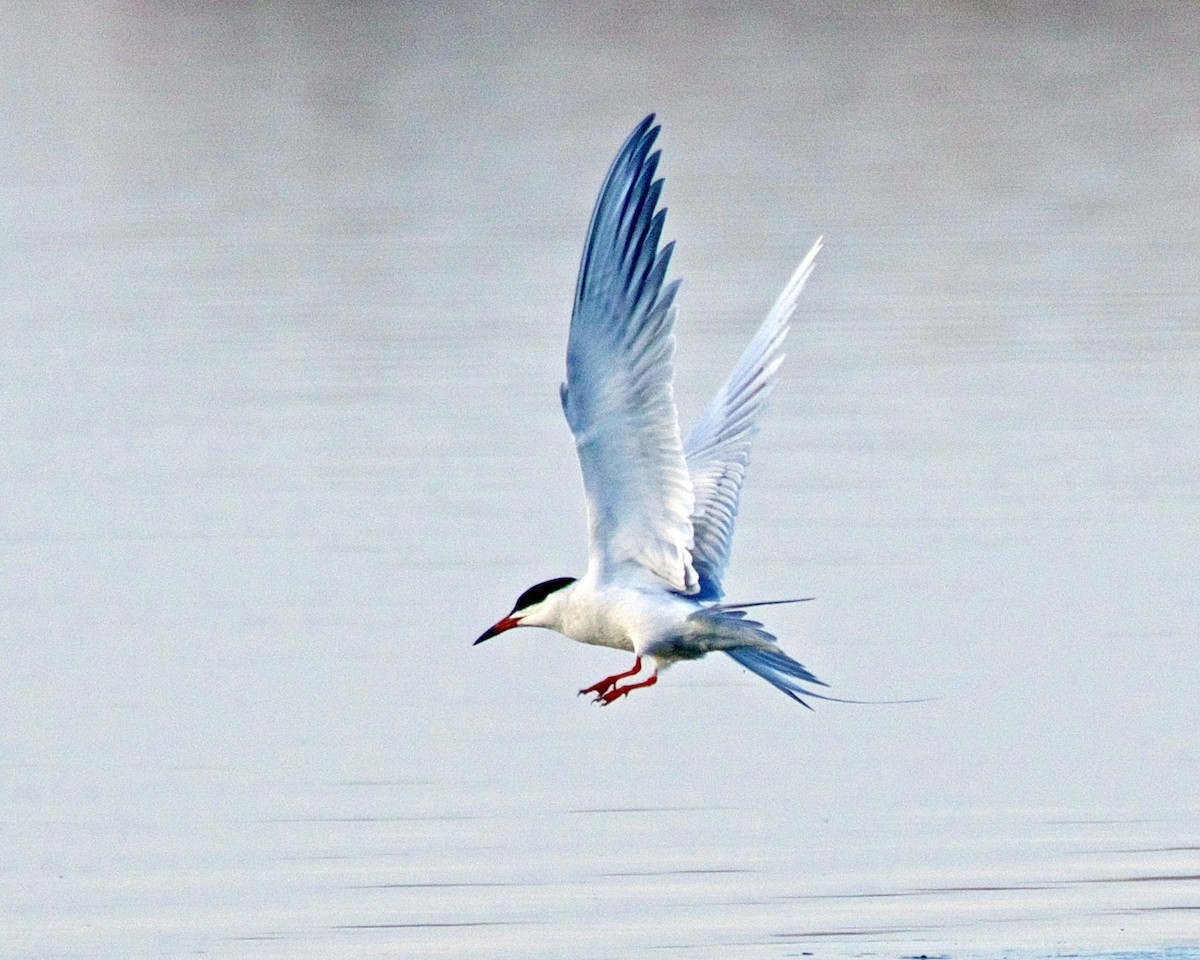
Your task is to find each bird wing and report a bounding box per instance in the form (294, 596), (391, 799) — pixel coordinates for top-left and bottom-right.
(683, 238), (822, 599)
(559, 115), (699, 595)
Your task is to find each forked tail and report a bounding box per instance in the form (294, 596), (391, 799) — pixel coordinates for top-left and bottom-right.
(725, 641), (937, 709)
(724, 646), (830, 709)
(685, 606), (829, 708)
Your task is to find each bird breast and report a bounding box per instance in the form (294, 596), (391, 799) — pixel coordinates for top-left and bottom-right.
(558, 583), (697, 655)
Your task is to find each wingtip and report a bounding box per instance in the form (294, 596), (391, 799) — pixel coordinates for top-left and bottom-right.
(794, 236), (823, 279)
(630, 114), (660, 152)
(763, 236), (823, 324)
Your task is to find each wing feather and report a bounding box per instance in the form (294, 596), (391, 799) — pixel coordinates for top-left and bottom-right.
(560, 115), (699, 594)
(683, 238), (823, 599)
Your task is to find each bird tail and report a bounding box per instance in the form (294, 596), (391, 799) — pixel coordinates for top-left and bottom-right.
(711, 597), (814, 611)
(724, 645), (830, 709)
(684, 607), (828, 708)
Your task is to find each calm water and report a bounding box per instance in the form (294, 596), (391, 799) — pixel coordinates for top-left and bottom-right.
(3, 2), (1198, 957)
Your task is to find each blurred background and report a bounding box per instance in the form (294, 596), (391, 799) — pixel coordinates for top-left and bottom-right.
(2, 2), (1198, 956)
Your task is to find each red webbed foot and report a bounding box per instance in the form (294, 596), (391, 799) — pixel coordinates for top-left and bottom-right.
(595, 672), (657, 705)
(579, 656), (643, 700)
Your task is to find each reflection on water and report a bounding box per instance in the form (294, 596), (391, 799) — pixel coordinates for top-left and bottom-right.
(3, 2), (1198, 957)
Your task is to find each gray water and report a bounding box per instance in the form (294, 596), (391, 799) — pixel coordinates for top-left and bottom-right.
(3, 2), (1198, 957)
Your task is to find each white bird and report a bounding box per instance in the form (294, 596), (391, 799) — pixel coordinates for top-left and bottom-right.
(475, 114), (827, 707)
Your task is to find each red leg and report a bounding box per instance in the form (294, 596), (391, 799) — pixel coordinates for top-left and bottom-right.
(579, 657), (643, 699)
(597, 672), (657, 706)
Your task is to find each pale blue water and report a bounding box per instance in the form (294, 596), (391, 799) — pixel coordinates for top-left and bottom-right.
(2, 2), (1198, 957)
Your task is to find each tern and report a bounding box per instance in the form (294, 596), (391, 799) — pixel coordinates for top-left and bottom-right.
(475, 115), (827, 707)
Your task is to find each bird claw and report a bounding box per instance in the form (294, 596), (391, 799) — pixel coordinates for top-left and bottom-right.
(580, 685), (624, 706)
(580, 682), (623, 706)
(579, 657), (643, 700)
(578, 678), (618, 699)
(590, 674), (658, 706)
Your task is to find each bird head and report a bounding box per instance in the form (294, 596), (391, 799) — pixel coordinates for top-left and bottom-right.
(473, 576), (577, 644)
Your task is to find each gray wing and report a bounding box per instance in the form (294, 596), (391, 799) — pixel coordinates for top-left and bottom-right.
(559, 115), (699, 595)
(683, 239), (822, 600)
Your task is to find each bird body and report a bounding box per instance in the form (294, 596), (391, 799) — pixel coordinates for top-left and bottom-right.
(554, 577), (690, 655)
(476, 114), (827, 706)
(534, 575), (782, 660)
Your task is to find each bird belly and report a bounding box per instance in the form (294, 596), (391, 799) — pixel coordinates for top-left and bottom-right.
(558, 586), (697, 655)
(558, 605), (635, 652)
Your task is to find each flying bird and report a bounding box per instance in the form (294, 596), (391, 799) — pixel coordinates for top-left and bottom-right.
(475, 115), (826, 706)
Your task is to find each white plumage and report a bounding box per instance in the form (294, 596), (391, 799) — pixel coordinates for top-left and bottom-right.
(476, 115), (827, 706)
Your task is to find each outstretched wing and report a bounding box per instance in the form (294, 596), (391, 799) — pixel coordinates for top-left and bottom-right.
(560, 115), (699, 595)
(683, 239), (822, 599)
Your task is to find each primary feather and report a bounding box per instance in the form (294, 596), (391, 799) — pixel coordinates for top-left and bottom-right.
(684, 238), (822, 599)
(560, 115), (699, 595)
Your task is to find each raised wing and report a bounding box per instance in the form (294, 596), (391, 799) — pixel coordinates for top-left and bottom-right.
(683, 238), (822, 599)
(559, 115), (699, 595)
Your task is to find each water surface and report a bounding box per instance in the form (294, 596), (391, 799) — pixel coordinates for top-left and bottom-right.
(2, 2), (1198, 956)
